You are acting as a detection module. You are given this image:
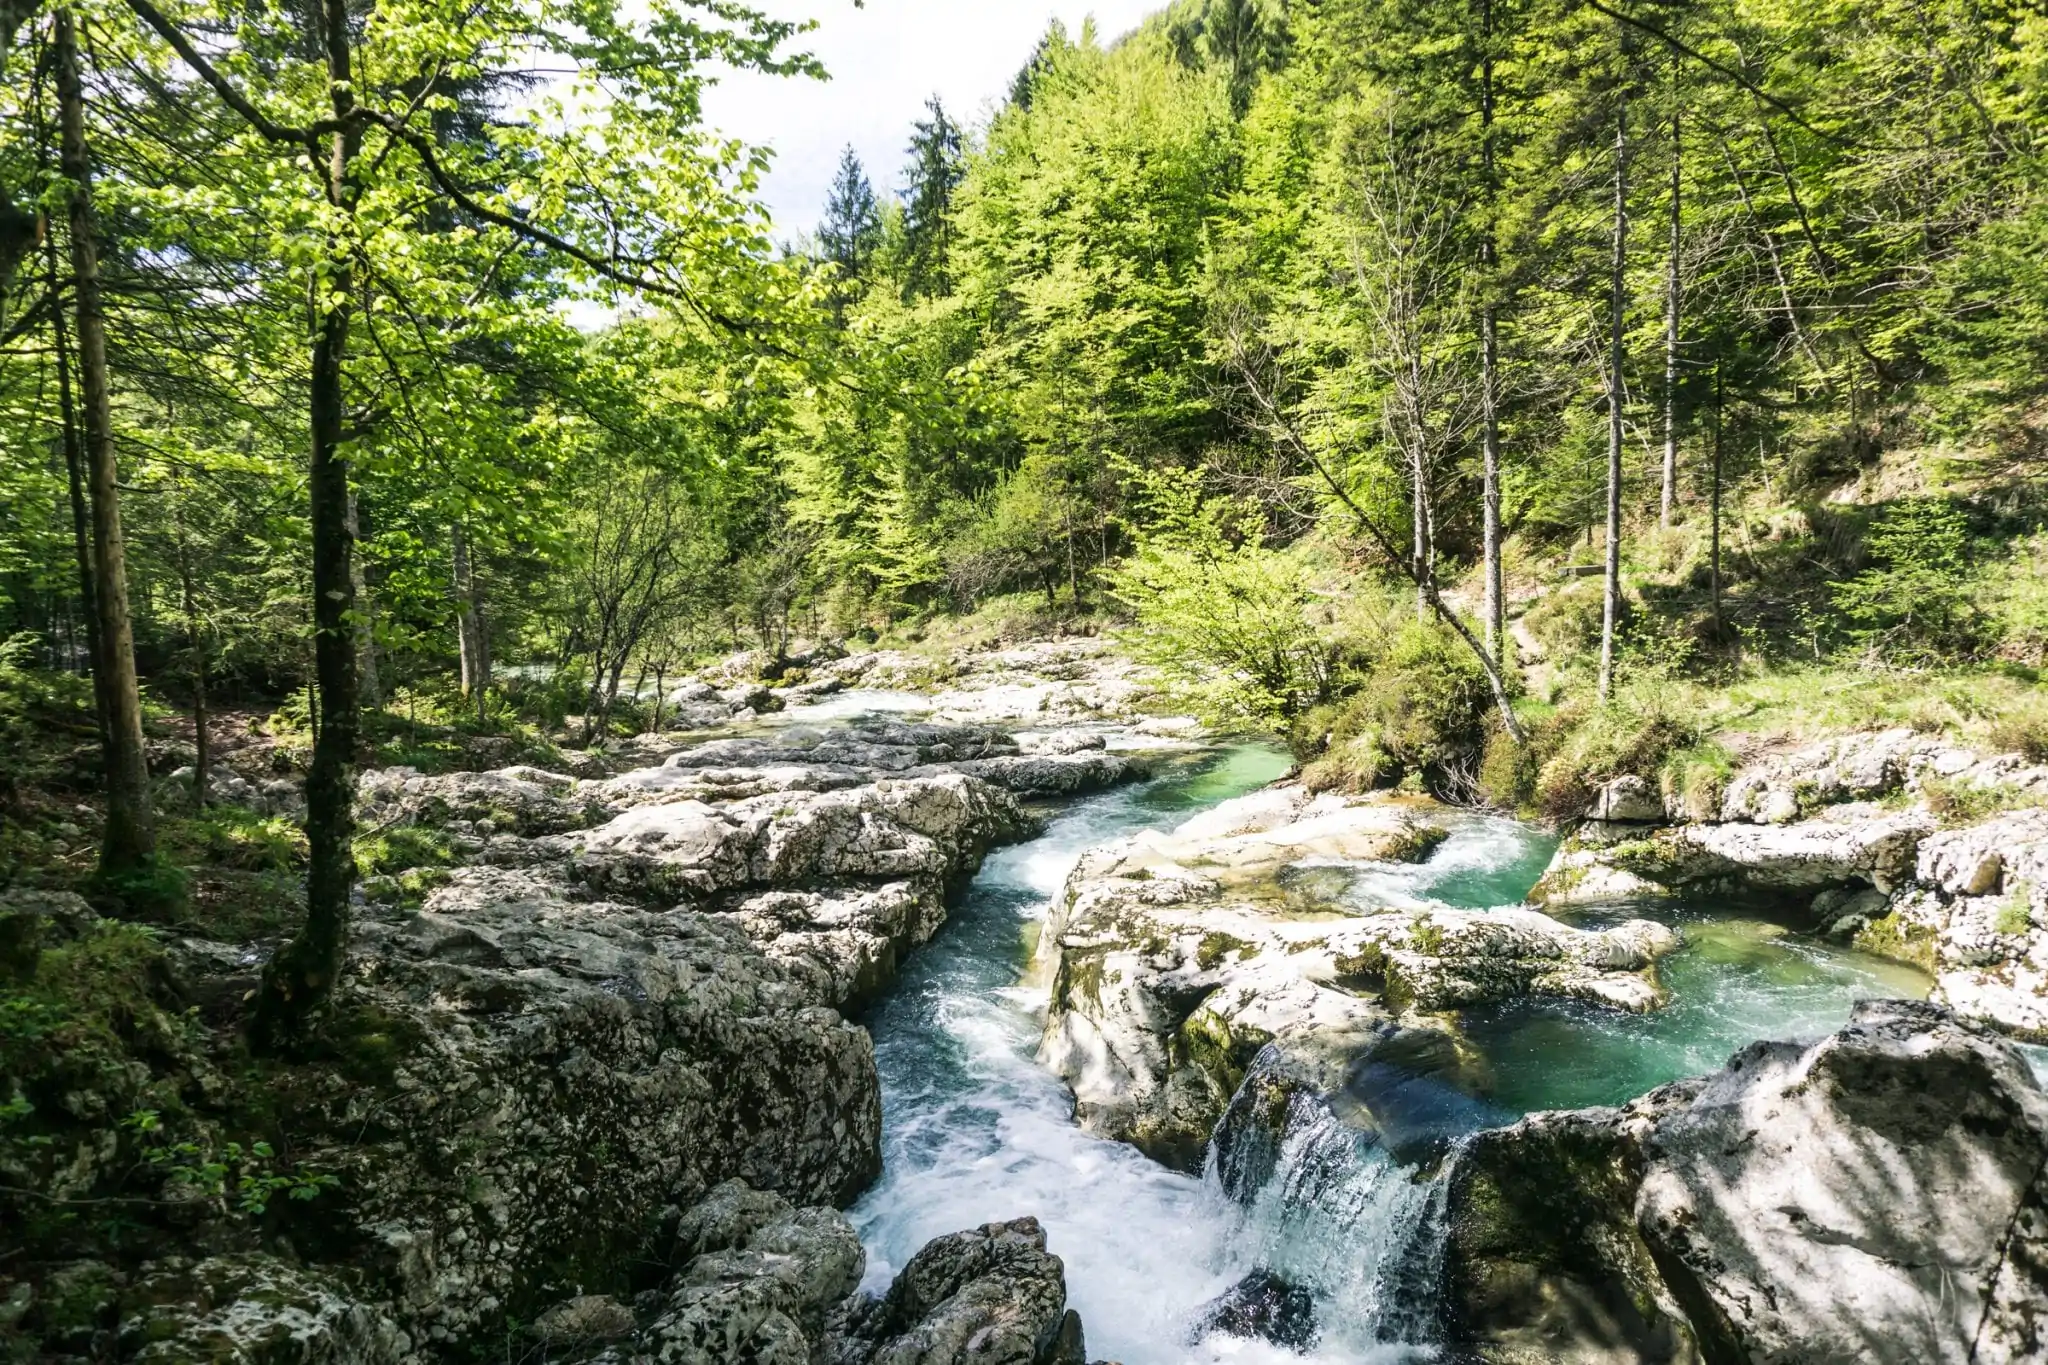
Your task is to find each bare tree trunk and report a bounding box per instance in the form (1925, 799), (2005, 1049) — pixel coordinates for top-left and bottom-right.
(348, 488), (380, 707)
(173, 495), (208, 810)
(453, 521), (479, 696)
(1599, 83), (1629, 704)
(1661, 104), (1681, 529)
(253, 0), (359, 1048)
(1411, 441), (1429, 623)
(58, 9), (155, 876)
(46, 221), (109, 748)
(1711, 360), (1724, 635)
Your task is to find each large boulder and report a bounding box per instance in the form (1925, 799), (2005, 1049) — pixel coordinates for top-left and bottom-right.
(566, 775), (1029, 902)
(1441, 999), (2048, 1365)
(823, 1217), (1086, 1365)
(1533, 806), (1935, 908)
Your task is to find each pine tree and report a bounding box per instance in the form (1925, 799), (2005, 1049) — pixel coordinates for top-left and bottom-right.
(902, 96), (964, 299)
(818, 145), (882, 277)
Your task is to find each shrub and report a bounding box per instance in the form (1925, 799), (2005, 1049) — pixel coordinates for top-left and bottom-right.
(1532, 682), (1701, 822)
(1363, 623), (1493, 782)
(1107, 466), (1343, 728)
(1830, 498), (1982, 662)
(1477, 728), (1540, 811)
(1987, 698), (2048, 762)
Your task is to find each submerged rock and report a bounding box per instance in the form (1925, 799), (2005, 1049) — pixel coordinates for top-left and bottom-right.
(1190, 1269), (1318, 1351)
(1441, 999), (2048, 1365)
(1530, 731), (2048, 1039)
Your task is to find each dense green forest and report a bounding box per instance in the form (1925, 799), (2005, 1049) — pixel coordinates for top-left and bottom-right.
(3, 0), (2047, 1013)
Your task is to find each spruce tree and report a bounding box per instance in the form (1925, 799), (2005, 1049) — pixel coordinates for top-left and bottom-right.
(818, 145), (882, 277)
(902, 96), (964, 299)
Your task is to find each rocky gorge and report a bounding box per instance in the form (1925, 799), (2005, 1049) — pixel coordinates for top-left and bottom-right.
(8, 640), (2048, 1364)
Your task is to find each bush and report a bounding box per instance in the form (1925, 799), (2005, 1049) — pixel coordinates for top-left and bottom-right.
(1364, 624), (1492, 781)
(1477, 728), (1540, 810)
(1987, 698), (2048, 762)
(1296, 623), (1491, 797)
(1107, 467), (1342, 728)
(1830, 498), (1983, 662)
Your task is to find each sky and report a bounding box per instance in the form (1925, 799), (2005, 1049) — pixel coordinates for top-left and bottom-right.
(699, 1), (1164, 241)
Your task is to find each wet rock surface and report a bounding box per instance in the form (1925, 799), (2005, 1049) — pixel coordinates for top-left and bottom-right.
(1530, 728), (2048, 1038)
(1035, 785), (1678, 1168)
(1190, 1270), (1319, 1351)
(823, 1217), (1086, 1365)
(1440, 999), (2048, 1365)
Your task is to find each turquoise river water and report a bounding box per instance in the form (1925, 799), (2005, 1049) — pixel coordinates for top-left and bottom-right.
(840, 739), (1929, 1363)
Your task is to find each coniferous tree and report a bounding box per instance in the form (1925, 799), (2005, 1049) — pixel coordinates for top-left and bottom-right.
(819, 145), (882, 278)
(901, 96), (965, 299)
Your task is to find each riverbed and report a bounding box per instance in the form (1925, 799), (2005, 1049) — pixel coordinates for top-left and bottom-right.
(844, 739), (1930, 1362)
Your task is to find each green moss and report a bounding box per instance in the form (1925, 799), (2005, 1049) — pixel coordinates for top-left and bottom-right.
(1853, 910), (1940, 972)
(1408, 915), (1445, 956)
(1996, 885), (2035, 936)
(1196, 931), (1259, 970)
(355, 825), (456, 879)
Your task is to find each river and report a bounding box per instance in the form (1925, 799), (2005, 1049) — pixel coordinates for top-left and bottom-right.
(841, 739), (1930, 1363)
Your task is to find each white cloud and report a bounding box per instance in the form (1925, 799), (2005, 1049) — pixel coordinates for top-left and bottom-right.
(700, 1), (1163, 239)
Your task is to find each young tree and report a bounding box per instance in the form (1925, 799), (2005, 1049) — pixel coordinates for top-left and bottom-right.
(56, 7), (156, 880)
(1598, 50), (1631, 704)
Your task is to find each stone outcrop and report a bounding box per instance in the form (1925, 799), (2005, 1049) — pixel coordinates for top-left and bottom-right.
(1529, 728), (2048, 1038)
(1440, 999), (2048, 1365)
(1036, 786), (1679, 1168)
(823, 1217), (1086, 1365)
(7, 649), (1149, 1365)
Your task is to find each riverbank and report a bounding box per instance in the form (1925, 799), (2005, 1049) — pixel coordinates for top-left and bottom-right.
(6, 635), (2048, 1364)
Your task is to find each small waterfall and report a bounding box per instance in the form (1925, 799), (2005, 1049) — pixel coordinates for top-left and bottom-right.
(1205, 1049), (1463, 1360)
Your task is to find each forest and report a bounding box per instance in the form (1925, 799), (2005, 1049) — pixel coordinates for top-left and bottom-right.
(1, 0), (2046, 1002)
(5, 0), (2048, 1356)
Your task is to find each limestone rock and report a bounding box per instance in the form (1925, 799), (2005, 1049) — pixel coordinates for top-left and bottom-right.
(1037, 792), (1677, 1167)
(1441, 1000), (2048, 1365)
(1587, 775), (1665, 825)
(121, 1255), (409, 1365)
(358, 764), (597, 836)
(640, 1193), (864, 1365)
(823, 1217), (1085, 1365)
(1533, 807), (1935, 908)
(1190, 1270), (1318, 1352)
(566, 775), (1028, 902)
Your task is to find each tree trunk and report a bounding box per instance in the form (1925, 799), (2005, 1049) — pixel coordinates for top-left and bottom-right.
(1411, 440), (1429, 624)
(252, 0), (359, 1049)
(46, 222), (109, 745)
(57, 9), (155, 876)
(453, 522), (479, 695)
(1661, 104), (1681, 530)
(174, 497), (208, 810)
(1479, 0), (1505, 659)
(1711, 360), (1724, 636)
(348, 488), (380, 707)
(1599, 83), (1629, 704)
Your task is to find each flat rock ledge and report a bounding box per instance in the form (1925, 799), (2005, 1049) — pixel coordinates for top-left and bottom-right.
(1035, 785), (1679, 1169)
(1439, 998), (2048, 1365)
(1530, 729), (2048, 1039)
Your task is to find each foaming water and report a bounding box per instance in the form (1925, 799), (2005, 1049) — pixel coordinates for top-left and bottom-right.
(848, 735), (1928, 1361)
(850, 744), (1305, 1363)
